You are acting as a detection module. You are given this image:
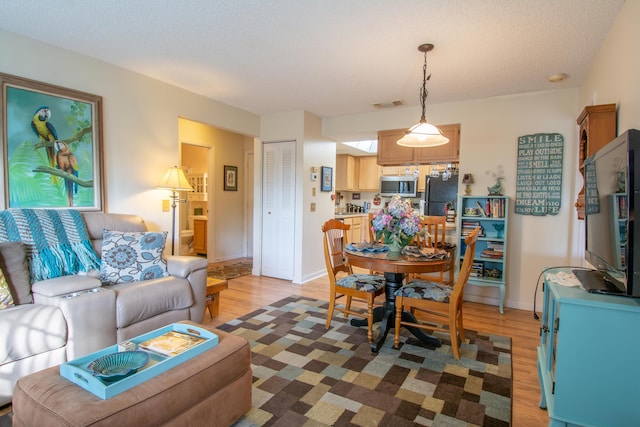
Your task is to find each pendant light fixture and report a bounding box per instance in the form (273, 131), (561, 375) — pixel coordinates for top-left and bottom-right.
(397, 43), (449, 148)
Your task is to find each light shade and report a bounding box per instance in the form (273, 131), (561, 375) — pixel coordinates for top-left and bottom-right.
(462, 173), (475, 184)
(397, 121), (449, 147)
(157, 166), (193, 192)
(397, 43), (450, 148)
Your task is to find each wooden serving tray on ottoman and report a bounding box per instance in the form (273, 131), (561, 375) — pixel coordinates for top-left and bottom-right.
(12, 321), (252, 427)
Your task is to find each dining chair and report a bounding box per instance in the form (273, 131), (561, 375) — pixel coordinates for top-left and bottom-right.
(322, 219), (386, 342)
(411, 216), (453, 284)
(366, 212), (385, 275)
(393, 226), (480, 359)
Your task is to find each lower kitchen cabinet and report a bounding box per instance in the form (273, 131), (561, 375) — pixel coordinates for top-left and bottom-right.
(193, 219), (207, 255)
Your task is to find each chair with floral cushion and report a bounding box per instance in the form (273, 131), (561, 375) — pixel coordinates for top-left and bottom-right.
(393, 226), (480, 359)
(322, 219), (386, 342)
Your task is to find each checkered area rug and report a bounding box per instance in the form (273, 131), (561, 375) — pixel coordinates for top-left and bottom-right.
(220, 296), (512, 426)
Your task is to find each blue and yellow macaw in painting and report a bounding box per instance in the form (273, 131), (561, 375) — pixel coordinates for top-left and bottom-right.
(31, 106), (58, 168)
(54, 141), (78, 207)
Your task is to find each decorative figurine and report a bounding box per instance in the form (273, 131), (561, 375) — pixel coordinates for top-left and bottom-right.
(486, 166), (505, 196)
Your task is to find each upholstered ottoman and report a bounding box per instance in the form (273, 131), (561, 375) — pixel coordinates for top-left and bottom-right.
(11, 322), (251, 427)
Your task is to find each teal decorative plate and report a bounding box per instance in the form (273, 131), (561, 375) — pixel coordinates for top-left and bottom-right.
(88, 351), (150, 382)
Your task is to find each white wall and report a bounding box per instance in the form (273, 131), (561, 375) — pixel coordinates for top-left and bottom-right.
(257, 111), (335, 284)
(579, 0), (640, 133)
(323, 88), (581, 311)
(0, 29), (259, 256)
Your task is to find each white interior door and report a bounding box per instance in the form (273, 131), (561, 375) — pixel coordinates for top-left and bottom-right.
(261, 141), (295, 280)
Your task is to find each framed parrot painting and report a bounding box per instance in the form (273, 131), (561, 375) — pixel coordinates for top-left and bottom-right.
(0, 73), (104, 210)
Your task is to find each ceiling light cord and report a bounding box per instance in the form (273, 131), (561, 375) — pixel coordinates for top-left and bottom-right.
(396, 43), (449, 148)
(419, 47), (431, 123)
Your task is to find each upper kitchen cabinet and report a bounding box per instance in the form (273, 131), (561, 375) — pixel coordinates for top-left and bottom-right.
(377, 124), (461, 166)
(336, 154), (358, 191)
(357, 156), (381, 191)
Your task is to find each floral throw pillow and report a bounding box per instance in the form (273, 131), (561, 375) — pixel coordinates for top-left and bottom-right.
(100, 230), (169, 285)
(0, 267), (15, 310)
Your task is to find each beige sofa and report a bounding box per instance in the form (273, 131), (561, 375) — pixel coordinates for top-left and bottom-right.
(0, 212), (209, 406)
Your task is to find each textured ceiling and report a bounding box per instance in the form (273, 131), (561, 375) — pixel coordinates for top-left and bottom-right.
(0, 1), (623, 123)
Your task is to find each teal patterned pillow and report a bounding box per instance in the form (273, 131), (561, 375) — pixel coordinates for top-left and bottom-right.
(100, 230), (169, 285)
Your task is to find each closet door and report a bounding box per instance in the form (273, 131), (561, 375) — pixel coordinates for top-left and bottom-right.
(261, 141), (295, 279)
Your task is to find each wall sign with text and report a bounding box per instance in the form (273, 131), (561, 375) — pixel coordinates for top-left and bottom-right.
(515, 133), (564, 216)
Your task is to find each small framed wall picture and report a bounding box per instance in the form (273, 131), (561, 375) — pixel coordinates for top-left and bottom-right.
(224, 165), (238, 191)
(321, 166), (333, 192)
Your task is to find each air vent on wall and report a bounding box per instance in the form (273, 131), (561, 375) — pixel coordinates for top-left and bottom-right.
(373, 100), (405, 109)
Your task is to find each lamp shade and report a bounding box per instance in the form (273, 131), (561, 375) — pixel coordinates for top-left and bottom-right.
(157, 166), (194, 192)
(397, 122), (450, 147)
(462, 173), (475, 184)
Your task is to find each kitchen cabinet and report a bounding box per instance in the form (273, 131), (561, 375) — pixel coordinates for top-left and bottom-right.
(342, 216), (363, 243)
(193, 219), (207, 255)
(357, 156), (381, 191)
(377, 123), (460, 166)
(336, 154), (358, 191)
(538, 271), (640, 426)
(575, 104), (616, 220)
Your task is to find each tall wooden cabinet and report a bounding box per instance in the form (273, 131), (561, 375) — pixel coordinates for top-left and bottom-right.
(539, 270), (640, 426)
(575, 104), (616, 219)
(377, 123), (460, 166)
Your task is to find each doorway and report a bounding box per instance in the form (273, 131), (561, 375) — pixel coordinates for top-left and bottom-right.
(180, 143), (210, 257)
(261, 141), (295, 280)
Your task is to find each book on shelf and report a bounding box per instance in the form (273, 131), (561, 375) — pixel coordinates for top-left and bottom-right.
(480, 249), (504, 259)
(471, 261), (484, 277)
(461, 221), (483, 236)
(475, 201), (487, 217)
(487, 198), (506, 218)
(139, 331), (206, 357)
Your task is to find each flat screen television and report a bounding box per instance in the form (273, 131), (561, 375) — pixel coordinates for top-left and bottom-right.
(580, 128), (640, 296)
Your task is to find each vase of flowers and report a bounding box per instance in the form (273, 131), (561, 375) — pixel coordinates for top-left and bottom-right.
(371, 194), (422, 253)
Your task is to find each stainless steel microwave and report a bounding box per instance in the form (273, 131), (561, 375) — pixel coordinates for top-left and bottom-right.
(379, 176), (418, 197)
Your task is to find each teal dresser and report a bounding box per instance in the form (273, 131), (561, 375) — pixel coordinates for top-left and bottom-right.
(538, 268), (640, 426)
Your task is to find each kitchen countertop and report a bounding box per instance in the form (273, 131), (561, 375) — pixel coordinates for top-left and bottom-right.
(334, 213), (368, 218)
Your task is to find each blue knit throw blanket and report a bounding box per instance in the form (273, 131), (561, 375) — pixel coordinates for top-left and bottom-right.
(0, 209), (101, 282)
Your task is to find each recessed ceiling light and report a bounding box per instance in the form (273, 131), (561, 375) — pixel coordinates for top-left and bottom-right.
(548, 73), (568, 83)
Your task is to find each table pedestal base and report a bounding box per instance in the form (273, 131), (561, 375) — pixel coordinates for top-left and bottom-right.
(350, 272), (441, 353)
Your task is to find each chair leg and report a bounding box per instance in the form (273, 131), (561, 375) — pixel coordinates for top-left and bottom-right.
(326, 295), (336, 330)
(457, 309), (466, 342)
(394, 296), (403, 349)
(450, 315), (460, 360)
(344, 295), (353, 317)
(367, 299), (374, 343)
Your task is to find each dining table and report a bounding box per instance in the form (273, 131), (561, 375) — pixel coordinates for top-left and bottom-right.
(344, 243), (451, 353)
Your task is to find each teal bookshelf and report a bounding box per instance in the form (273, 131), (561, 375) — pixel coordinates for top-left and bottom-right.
(457, 196), (508, 314)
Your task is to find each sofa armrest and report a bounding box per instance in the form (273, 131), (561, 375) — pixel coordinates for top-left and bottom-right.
(32, 275), (102, 298)
(166, 255), (208, 278)
(166, 255), (208, 323)
(32, 275), (117, 360)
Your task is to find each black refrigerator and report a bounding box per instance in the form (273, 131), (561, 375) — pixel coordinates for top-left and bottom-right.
(423, 173), (459, 216)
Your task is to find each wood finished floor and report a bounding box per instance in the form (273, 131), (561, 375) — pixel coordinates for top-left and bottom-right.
(202, 263), (549, 427)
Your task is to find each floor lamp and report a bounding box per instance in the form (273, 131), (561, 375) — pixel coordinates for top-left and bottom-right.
(157, 166), (193, 255)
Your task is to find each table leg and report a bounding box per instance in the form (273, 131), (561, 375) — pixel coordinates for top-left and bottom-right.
(349, 272), (442, 353)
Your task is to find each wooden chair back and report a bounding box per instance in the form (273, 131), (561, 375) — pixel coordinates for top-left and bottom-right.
(450, 227), (480, 305)
(322, 219), (353, 282)
(415, 216), (447, 248)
